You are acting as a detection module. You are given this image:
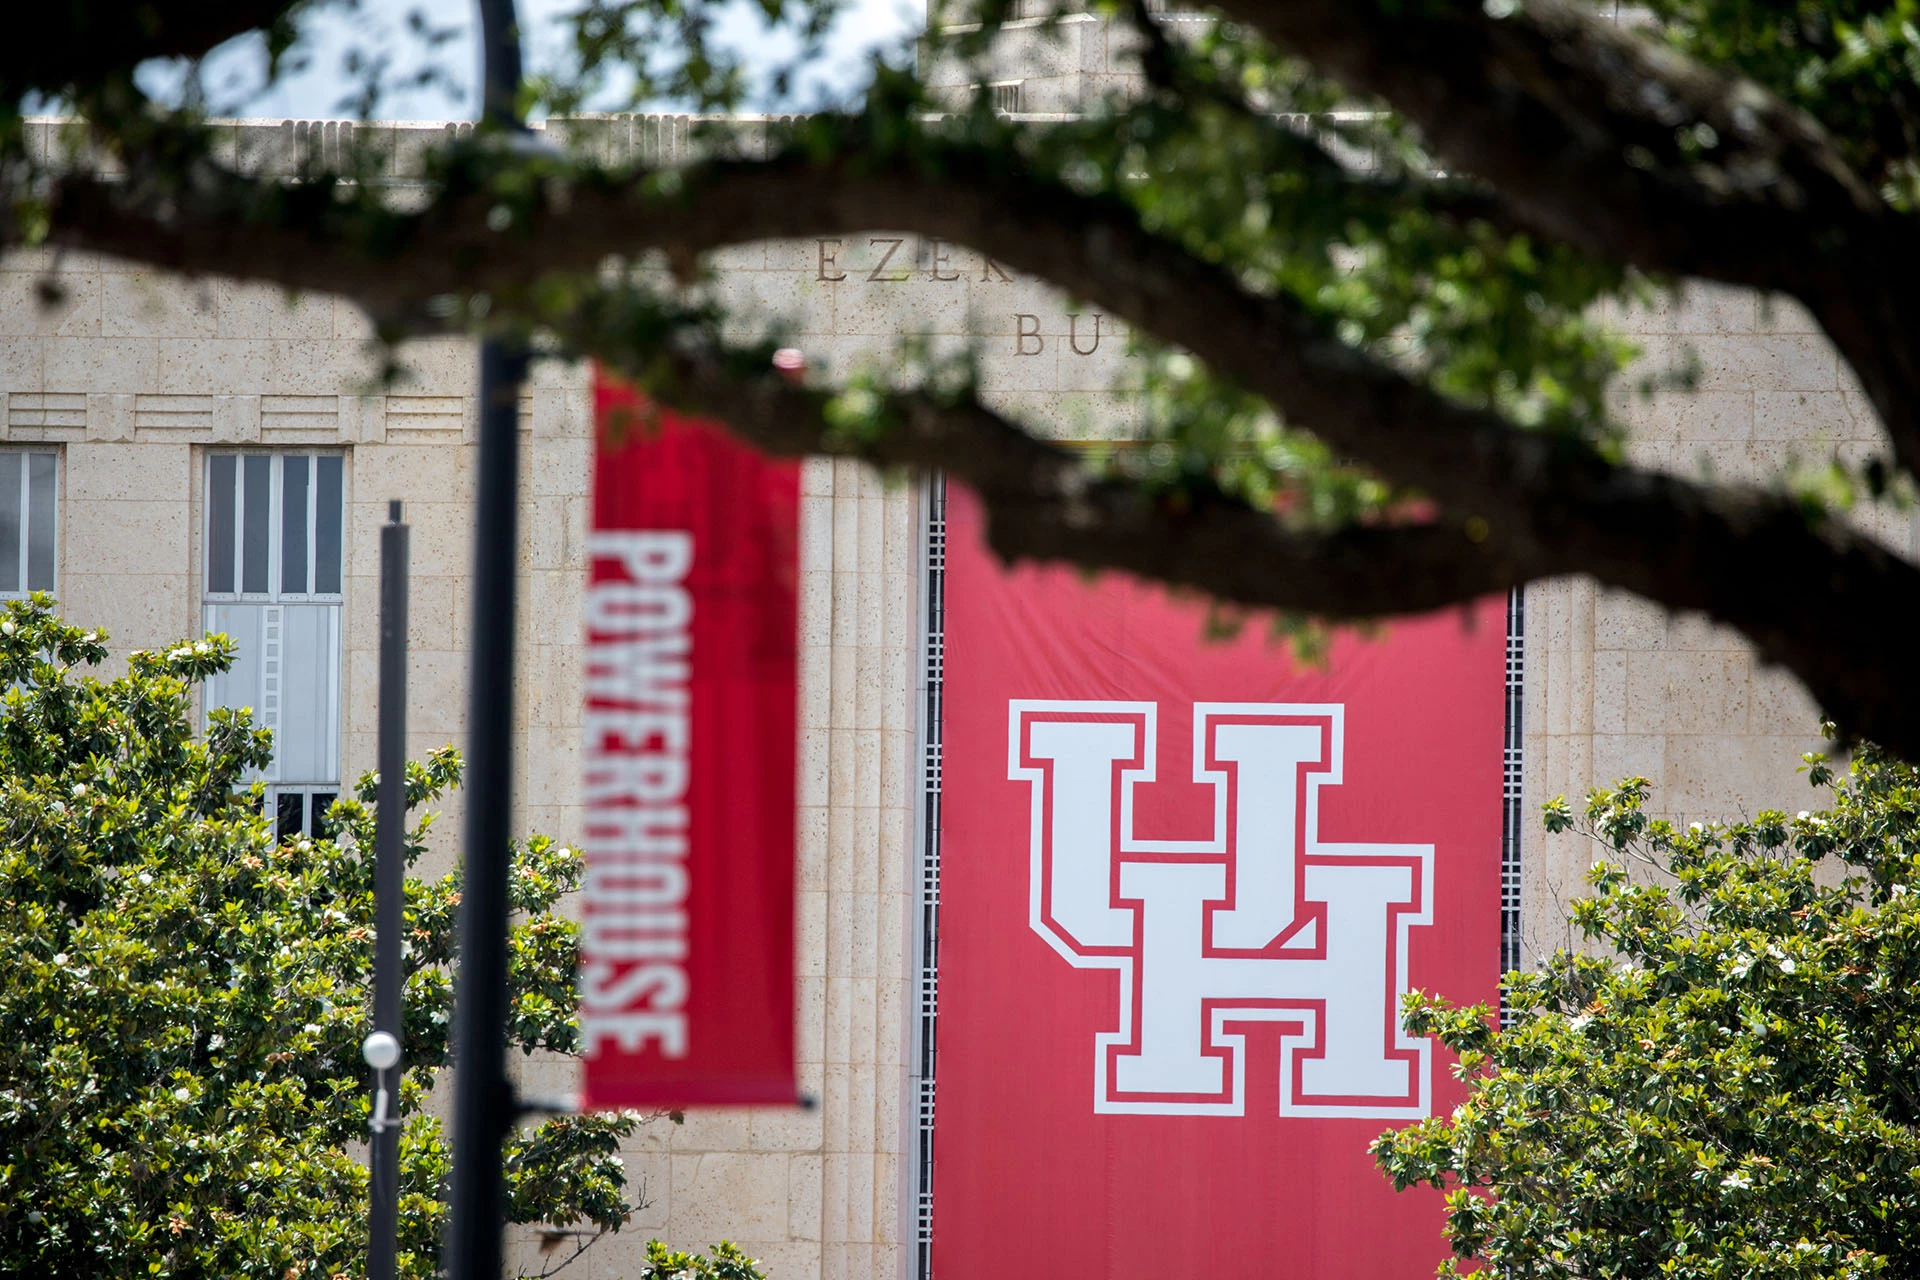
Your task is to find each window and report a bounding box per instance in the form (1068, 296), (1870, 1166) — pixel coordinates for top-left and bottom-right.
(202, 452), (345, 837)
(274, 786), (340, 842)
(0, 450), (58, 598)
(990, 81), (1024, 115)
(204, 453), (344, 600)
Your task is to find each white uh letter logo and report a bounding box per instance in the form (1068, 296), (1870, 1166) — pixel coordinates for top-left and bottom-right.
(1011, 701), (1432, 1117)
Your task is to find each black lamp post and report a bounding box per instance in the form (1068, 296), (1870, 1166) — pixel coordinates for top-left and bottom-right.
(446, 3), (530, 1277)
(366, 499), (409, 1280)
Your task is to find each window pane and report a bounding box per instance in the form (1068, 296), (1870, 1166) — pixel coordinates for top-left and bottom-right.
(276, 604), (339, 784)
(311, 791), (338, 836)
(208, 455), (236, 594)
(314, 455), (343, 594)
(276, 792), (305, 842)
(281, 455), (309, 595)
(202, 603), (264, 720)
(242, 455), (271, 594)
(0, 454), (21, 595)
(26, 454), (56, 592)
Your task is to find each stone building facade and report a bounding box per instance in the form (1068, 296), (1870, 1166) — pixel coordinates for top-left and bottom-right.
(5, 17), (1913, 1279)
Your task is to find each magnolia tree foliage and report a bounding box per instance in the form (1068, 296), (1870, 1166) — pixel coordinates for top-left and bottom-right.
(1375, 735), (1920, 1280)
(0, 599), (761, 1280)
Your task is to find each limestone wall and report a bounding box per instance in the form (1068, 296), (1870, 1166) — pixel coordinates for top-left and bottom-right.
(1520, 287), (1920, 955)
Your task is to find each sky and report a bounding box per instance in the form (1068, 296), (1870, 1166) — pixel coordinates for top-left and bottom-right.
(135, 0), (925, 121)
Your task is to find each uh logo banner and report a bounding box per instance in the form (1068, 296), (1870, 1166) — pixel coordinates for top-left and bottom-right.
(934, 485), (1506, 1280)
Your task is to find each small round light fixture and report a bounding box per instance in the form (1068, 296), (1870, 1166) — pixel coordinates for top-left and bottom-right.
(362, 1030), (402, 1072)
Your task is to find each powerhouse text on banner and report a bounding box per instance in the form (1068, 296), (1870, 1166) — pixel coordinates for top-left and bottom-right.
(579, 373), (800, 1109)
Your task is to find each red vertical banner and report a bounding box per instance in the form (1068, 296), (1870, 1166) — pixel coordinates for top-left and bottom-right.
(933, 484), (1505, 1278)
(579, 373), (799, 1108)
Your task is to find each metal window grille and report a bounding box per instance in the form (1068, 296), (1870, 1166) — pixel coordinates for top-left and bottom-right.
(990, 81), (1023, 114)
(0, 450), (59, 598)
(1500, 586), (1526, 1023)
(908, 475), (948, 1280)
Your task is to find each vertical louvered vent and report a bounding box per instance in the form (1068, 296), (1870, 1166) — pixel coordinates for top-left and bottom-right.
(1500, 587), (1526, 1024)
(909, 476), (948, 1278)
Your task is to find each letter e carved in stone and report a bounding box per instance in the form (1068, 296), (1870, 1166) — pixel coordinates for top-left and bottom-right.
(817, 239), (847, 282)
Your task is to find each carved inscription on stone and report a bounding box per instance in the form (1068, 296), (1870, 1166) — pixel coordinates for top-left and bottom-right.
(816, 236), (1018, 285)
(813, 237), (1116, 355)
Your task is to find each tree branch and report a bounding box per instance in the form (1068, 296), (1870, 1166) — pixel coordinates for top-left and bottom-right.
(1118, 0), (1523, 237)
(38, 122), (1920, 755)
(561, 281), (1920, 760)
(1200, 0), (1920, 485)
(599, 340), (1535, 618)
(37, 127), (1601, 525)
(8, 2), (304, 99)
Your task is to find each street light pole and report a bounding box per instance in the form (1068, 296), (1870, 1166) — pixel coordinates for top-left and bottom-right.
(368, 499), (409, 1280)
(446, 4), (528, 1279)
(446, 340), (526, 1280)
